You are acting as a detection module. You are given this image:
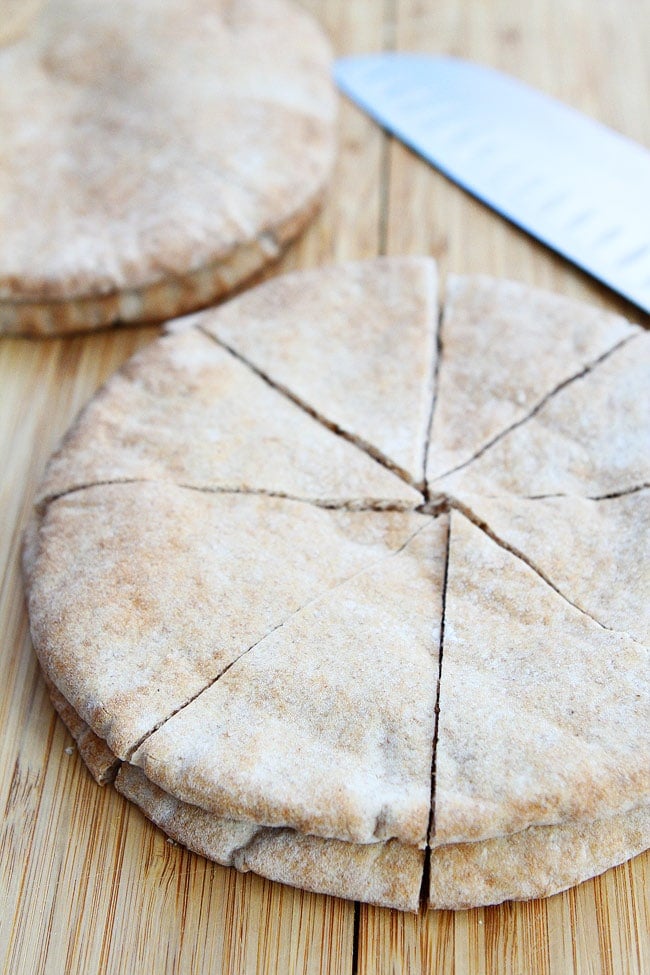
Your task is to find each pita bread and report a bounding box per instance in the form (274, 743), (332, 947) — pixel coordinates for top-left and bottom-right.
(117, 761), (650, 912)
(428, 805), (650, 910)
(51, 693), (649, 913)
(437, 331), (649, 499)
(23, 261), (648, 909)
(427, 276), (636, 483)
(35, 327), (420, 510)
(434, 511), (649, 846)
(132, 517), (447, 845)
(200, 258), (438, 487)
(26, 482), (428, 758)
(116, 765), (425, 912)
(453, 490), (650, 644)
(46, 687), (425, 909)
(0, 0), (335, 334)
(47, 687), (425, 910)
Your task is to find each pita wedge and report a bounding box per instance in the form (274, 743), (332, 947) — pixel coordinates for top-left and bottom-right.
(25, 482), (429, 758)
(200, 258), (439, 488)
(0, 0), (335, 335)
(35, 327), (420, 510)
(426, 276), (636, 483)
(132, 516), (447, 846)
(437, 330), (649, 499)
(453, 490), (650, 644)
(434, 511), (649, 847)
(24, 261), (649, 910)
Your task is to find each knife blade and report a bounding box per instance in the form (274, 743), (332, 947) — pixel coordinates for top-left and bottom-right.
(334, 54), (650, 313)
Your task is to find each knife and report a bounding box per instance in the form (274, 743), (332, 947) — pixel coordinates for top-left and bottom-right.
(334, 54), (650, 314)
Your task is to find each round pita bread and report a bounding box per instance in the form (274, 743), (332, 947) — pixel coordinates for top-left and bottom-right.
(24, 258), (649, 909)
(0, 0), (335, 335)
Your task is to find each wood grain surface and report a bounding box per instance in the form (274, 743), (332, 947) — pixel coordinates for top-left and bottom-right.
(1, 0), (649, 972)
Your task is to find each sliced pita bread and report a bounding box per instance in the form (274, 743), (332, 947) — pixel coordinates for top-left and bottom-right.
(36, 327), (420, 510)
(434, 511), (649, 846)
(438, 332), (649, 498)
(429, 805), (650, 910)
(427, 276), (636, 483)
(56, 702), (649, 914)
(23, 264), (649, 909)
(200, 258), (438, 487)
(453, 490), (650, 644)
(132, 517), (448, 846)
(116, 764), (424, 912)
(46, 686), (425, 911)
(117, 760), (649, 913)
(0, 0), (335, 334)
(25, 481), (429, 759)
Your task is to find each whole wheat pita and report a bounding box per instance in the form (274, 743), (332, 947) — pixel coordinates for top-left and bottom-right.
(200, 258), (438, 487)
(50, 693), (650, 912)
(23, 260), (649, 909)
(132, 517), (447, 846)
(35, 326), (420, 510)
(434, 511), (649, 846)
(0, 0), (335, 334)
(117, 761), (650, 912)
(26, 482), (429, 758)
(437, 331), (649, 499)
(453, 490), (650, 644)
(426, 275), (636, 483)
(116, 760), (426, 912)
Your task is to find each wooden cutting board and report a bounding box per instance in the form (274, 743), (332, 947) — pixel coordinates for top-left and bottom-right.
(1, 0), (648, 972)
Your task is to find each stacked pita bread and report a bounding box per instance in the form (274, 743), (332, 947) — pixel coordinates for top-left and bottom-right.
(24, 258), (650, 911)
(0, 0), (335, 335)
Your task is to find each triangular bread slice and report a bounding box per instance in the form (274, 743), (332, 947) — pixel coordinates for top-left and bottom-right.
(453, 490), (650, 644)
(199, 257), (438, 488)
(437, 331), (649, 498)
(426, 276), (637, 484)
(132, 517), (448, 846)
(25, 481), (429, 759)
(36, 327), (420, 510)
(434, 511), (649, 846)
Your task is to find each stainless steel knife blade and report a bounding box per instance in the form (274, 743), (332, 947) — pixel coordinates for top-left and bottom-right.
(335, 54), (650, 313)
